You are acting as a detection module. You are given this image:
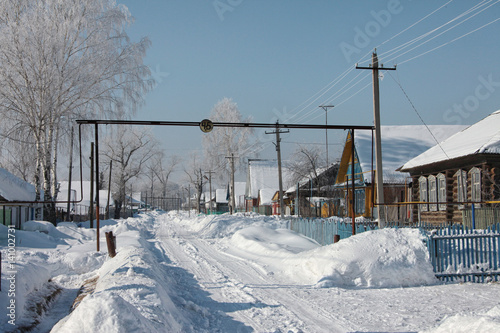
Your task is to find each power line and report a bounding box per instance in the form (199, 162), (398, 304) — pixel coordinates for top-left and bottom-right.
(387, 71), (450, 160)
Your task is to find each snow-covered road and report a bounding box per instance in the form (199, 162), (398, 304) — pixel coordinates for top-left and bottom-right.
(151, 212), (500, 332)
(155, 214), (345, 332)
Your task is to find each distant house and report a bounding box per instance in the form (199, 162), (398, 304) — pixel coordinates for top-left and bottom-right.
(399, 110), (500, 225)
(284, 163), (340, 217)
(215, 189), (229, 213)
(245, 159), (293, 215)
(0, 167), (38, 228)
(335, 125), (465, 221)
(56, 181), (111, 220)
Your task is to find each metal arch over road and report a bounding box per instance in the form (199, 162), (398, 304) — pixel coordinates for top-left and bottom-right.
(75, 119), (375, 131)
(77, 118), (374, 246)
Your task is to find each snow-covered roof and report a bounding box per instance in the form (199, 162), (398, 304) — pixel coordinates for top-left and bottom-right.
(354, 125), (465, 183)
(259, 188), (276, 206)
(400, 110), (500, 170)
(285, 164), (337, 193)
(216, 189), (228, 204)
(0, 167), (36, 202)
(245, 160), (293, 198)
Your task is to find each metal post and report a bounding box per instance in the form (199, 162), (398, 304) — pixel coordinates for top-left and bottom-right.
(89, 143), (94, 229)
(95, 123), (100, 252)
(66, 127), (74, 221)
(106, 160), (112, 220)
(351, 129), (356, 236)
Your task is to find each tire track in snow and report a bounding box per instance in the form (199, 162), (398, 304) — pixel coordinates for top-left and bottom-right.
(154, 217), (347, 332)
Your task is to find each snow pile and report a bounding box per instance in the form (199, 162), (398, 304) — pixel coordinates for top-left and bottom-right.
(231, 226), (437, 288)
(424, 306), (500, 332)
(171, 211), (288, 239)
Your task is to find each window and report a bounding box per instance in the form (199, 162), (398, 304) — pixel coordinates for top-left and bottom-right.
(456, 169), (467, 208)
(428, 175), (437, 211)
(355, 189), (365, 214)
(419, 176), (428, 212)
(470, 167), (481, 206)
(437, 173), (447, 211)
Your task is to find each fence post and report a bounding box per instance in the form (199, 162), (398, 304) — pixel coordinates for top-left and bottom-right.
(472, 204), (476, 229)
(105, 231), (116, 258)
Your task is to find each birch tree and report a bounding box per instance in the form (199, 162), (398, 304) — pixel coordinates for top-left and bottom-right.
(0, 0), (153, 220)
(202, 97), (253, 212)
(101, 126), (158, 218)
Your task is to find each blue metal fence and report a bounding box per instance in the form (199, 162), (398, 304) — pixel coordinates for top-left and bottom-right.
(288, 217), (500, 283)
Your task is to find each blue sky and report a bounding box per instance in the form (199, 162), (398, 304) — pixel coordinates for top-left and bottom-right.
(119, 0), (500, 166)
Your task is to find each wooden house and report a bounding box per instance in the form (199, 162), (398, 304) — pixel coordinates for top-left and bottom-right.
(399, 110), (500, 225)
(335, 125), (465, 221)
(0, 167), (39, 228)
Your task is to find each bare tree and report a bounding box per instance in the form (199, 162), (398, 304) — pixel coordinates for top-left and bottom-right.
(0, 0), (153, 220)
(101, 126), (159, 218)
(184, 153), (206, 214)
(202, 98), (253, 212)
(289, 144), (325, 188)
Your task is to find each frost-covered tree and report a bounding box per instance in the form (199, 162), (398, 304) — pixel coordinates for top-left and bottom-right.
(0, 0), (153, 220)
(147, 152), (180, 198)
(101, 126), (158, 218)
(202, 98), (253, 213)
(183, 153), (206, 214)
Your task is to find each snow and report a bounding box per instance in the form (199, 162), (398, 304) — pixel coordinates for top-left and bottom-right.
(2, 211), (500, 332)
(0, 167), (36, 201)
(354, 125), (466, 183)
(401, 110), (500, 170)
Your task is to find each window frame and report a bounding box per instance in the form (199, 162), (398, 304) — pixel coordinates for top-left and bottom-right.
(428, 175), (437, 211)
(470, 167), (481, 207)
(419, 176), (428, 212)
(456, 169), (467, 209)
(437, 173), (447, 211)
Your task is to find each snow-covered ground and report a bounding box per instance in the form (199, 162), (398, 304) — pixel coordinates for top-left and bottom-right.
(1, 211), (500, 332)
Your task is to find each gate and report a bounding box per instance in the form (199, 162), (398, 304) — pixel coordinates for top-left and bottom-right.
(426, 224), (500, 282)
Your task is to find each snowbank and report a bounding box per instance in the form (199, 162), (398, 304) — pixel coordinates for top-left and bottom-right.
(423, 306), (500, 332)
(231, 226), (438, 288)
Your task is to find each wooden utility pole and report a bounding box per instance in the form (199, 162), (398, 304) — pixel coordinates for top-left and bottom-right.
(204, 170), (215, 214)
(319, 105), (334, 167)
(266, 122), (289, 218)
(356, 50), (396, 228)
(225, 154), (236, 214)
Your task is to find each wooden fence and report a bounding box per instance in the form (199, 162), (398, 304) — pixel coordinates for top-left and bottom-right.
(426, 223), (500, 282)
(462, 207), (500, 229)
